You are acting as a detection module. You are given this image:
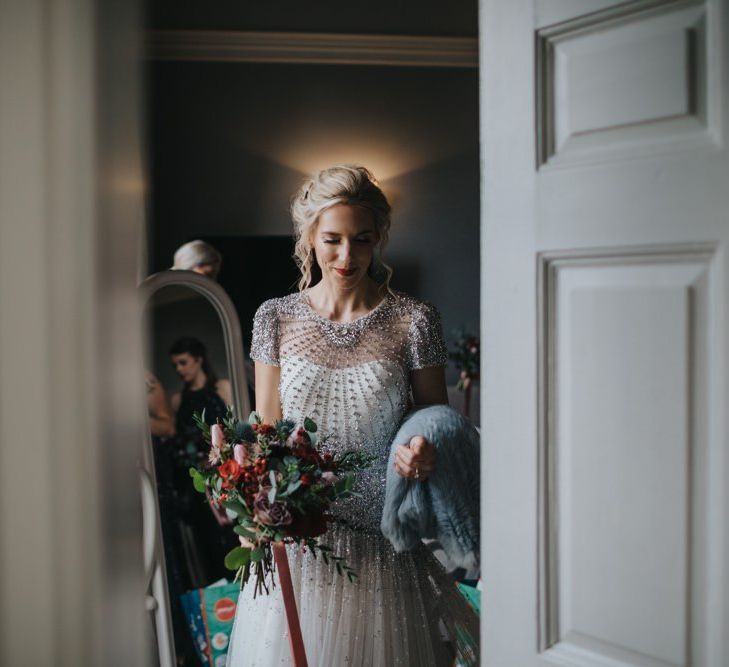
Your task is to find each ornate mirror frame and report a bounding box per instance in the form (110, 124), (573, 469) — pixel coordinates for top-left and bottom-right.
(138, 269), (251, 666)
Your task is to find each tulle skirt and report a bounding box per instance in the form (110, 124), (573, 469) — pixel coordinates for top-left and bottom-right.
(226, 523), (472, 666)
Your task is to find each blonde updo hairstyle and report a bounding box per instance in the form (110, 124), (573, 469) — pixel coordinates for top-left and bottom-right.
(291, 165), (393, 292)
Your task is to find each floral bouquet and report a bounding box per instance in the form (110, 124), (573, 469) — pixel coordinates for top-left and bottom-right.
(189, 409), (372, 596)
(449, 330), (480, 391)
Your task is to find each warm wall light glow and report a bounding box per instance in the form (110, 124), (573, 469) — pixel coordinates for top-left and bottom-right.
(238, 116), (468, 184)
(270, 142), (414, 183)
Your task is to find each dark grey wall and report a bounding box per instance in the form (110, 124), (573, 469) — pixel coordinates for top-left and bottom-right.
(147, 0), (477, 36)
(146, 60), (479, 381)
(149, 289), (230, 396)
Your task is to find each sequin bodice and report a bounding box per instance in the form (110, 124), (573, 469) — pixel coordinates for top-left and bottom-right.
(250, 290), (447, 530)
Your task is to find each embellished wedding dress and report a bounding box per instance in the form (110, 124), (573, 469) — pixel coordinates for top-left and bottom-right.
(226, 290), (460, 666)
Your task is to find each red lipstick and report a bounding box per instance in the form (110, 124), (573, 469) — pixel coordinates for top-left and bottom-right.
(334, 268), (356, 277)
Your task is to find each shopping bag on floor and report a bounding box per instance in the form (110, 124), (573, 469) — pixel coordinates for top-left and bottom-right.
(180, 579), (240, 666)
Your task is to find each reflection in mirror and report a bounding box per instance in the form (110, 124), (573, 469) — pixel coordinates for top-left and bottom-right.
(140, 271), (250, 666)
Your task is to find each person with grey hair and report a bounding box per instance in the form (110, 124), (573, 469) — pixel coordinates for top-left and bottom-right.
(226, 165), (471, 666)
(172, 239), (222, 279)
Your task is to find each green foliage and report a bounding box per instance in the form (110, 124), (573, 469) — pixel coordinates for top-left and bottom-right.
(191, 410), (211, 440)
(303, 417), (318, 433)
(224, 546), (251, 570)
(222, 498), (247, 517)
(335, 450), (376, 471)
(275, 419), (296, 441)
(449, 328), (480, 390)
(233, 525), (257, 540)
(234, 421), (255, 443)
(189, 468), (206, 493)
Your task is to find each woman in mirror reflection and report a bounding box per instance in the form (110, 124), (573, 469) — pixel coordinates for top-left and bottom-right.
(157, 337), (238, 664)
(227, 165), (472, 666)
(170, 336), (232, 434)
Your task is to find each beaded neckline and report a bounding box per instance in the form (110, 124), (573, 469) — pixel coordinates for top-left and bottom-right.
(299, 290), (392, 328)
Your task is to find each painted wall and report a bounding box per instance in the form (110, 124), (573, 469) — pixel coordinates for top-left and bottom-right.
(147, 0), (477, 36)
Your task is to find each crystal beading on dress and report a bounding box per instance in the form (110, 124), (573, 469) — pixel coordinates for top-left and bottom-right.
(225, 289), (454, 667)
(249, 290), (447, 532)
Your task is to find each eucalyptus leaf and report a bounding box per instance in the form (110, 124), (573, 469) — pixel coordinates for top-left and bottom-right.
(224, 546), (251, 571)
(268, 486), (276, 504)
(233, 525), (257, 539)
(303, 417), (318, 433)
(285, 480), (302, 495)
(222, 499), (246, 516)
(190, 470), (206, 494)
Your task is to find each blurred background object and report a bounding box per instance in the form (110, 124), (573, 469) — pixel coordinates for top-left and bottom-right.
(0, 0), (147, 664)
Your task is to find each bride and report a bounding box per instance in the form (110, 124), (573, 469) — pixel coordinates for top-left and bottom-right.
(227, 165), (459, 666)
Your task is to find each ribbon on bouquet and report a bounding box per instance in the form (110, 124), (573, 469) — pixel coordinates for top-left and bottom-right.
(272, 542), (309, 667)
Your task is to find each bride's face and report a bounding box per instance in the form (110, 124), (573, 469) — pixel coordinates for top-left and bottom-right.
(312, 204), (379, 290)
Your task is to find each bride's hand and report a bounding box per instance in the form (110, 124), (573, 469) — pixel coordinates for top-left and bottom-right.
(394, 435), (436, 481)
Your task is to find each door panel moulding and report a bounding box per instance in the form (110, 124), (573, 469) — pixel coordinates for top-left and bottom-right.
(535, 0), (721, 169)
(536, 242), (720, 667)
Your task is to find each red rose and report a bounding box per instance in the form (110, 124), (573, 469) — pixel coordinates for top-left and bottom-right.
(294, 427), (310, 446)
(300, 473), (313, 486)
(218, 459), (243, 488)
(258, 423), (277, 437)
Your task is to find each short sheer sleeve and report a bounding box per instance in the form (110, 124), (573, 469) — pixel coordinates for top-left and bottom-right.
(250, 300), (280, 366)
(407, 301), (448, 370)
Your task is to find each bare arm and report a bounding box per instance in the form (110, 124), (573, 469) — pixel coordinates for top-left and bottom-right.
(216, 378), (233, 407)
(254, 361), (282, 422)
(170, 391), (181, 414)
(146, 374), (176, 438)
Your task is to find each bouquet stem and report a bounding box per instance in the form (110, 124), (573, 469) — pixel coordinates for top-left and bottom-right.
(272, 542), (308, 667)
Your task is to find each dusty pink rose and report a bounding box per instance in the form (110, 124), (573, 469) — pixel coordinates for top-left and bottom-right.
(211, 423), (225, 448)
(208, 423), (226, 464)
(253, 489), (292, 527)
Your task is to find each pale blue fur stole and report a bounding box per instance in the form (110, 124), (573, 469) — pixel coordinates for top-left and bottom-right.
(380, 405), (480, 571)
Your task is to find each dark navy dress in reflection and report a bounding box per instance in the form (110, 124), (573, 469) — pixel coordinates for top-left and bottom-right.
(155, 384), (237, 666)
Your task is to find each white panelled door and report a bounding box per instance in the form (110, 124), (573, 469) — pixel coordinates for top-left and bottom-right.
(480, 1), (728, 666)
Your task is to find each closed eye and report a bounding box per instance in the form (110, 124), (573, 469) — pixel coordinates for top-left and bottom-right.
(322, 237), (373, 244)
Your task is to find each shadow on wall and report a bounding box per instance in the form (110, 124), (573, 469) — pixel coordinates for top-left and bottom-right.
(152, 147), (306, 270)
(385, 151), (481, 375)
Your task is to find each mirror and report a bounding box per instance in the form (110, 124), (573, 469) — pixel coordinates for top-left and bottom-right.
(140, 270), (250, 666)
